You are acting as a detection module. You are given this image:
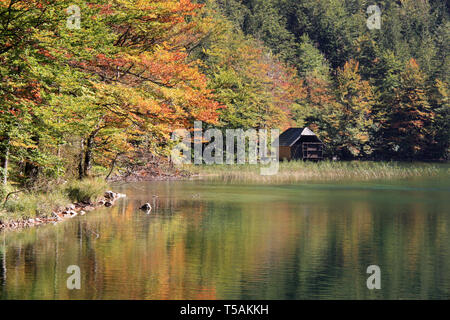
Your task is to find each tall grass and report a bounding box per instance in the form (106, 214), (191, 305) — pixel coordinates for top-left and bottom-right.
(0, 178), (109, 223)
(189, 161), (447, 184)
(66, 178), (108, 203)
(1, 190), (68, 221)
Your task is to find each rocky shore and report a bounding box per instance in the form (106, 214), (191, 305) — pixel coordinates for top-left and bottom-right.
(0, 191), (126, 232)
(106, 160), (191, 183)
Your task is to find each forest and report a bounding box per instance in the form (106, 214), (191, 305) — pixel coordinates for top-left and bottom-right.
(0, 0), (448, 189)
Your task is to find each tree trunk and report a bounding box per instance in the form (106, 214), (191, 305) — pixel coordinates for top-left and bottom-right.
(83, 132), (97, 178)
(80, 123), (104, 179)
(78, 139), (85, 180)
(2, 146), (9, 186)
(105, 153), (122, 181)
(1, 136), (10, 185)
(24, 135), (40, 185)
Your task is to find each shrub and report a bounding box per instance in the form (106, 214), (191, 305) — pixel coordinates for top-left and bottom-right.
(65, 178), (109, 203)
(0, 183), (14, 202)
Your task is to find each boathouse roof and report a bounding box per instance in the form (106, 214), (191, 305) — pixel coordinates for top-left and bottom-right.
(278, 128), (321, 147)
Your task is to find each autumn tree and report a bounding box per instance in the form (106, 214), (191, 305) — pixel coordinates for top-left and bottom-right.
(0, 0), (71, 184)
(384, 59), (435, 159)
(428, 79), (449, 159)
(331, 60), (375, 158)
(197, 10), (302, 130)
(1, 0), (222, 183)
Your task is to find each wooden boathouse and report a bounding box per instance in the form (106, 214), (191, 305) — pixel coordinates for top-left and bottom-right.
(278, 127), (324, 161)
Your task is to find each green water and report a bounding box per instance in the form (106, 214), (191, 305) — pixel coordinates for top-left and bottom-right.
(1, 177), (449, 300)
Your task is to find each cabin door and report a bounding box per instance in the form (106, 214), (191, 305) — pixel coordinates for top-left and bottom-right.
(291, 144), (302, 160)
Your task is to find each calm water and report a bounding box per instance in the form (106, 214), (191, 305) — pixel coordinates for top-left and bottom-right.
(1, 177), (449, 300)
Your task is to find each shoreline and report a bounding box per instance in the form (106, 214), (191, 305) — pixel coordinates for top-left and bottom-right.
(0, 169), (186, 234)
(0, 191), (126, 233)
(1, 161), (447, 232)
(107, 170), (190, 183)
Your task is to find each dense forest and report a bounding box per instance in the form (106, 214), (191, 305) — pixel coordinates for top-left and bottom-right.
(0, 0), (448, 188)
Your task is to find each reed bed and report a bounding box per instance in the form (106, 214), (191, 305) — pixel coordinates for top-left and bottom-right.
(189, 161), (448, 184)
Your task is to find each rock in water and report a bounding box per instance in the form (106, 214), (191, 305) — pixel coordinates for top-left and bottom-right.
(104, 191), (116, 200)
(139, 203), (152, 211)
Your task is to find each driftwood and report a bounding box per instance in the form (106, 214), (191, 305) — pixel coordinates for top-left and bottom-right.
(1, 183), (48, 208)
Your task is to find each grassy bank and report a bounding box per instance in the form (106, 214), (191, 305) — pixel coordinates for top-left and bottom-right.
(190, 161), (448, 183)
(0, 178), (108, 224)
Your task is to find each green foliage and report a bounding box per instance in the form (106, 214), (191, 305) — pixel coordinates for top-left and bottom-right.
(196, 8), (303, 129)
(430, 79), (450, 159)
(0, 0), (223, 188)
(0, 183), (13, 201)
(0, 0), (448, 192)
(297, 34), (330, 80)
(215, 0), (449, 160)
(0, 178), (109, 223)
(1, 190), (68, 220)
(332, 60), (376, 158)
(214, 0), (299, 63)
(383, 59), (435, 159)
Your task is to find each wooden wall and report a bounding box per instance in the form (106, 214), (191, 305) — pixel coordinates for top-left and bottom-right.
(279, 146), (291, 161)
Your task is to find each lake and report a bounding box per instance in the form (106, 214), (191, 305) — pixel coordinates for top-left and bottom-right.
(1, 177), (449, 299)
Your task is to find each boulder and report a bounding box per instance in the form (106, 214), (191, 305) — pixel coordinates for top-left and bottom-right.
(104, 191), (116, 200)
(139, 203), (152, 211)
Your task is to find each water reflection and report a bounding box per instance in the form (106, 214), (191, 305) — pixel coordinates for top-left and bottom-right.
(1, 179), (449, 299)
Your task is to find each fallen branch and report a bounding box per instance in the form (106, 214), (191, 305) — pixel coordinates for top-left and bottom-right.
(2, 189), (25, 208)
